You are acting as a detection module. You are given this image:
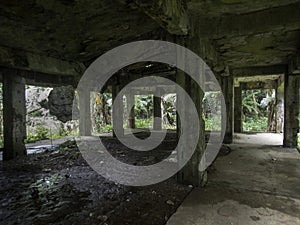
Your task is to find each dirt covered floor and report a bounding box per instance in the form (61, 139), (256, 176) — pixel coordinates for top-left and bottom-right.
(0, 132), (192, 225)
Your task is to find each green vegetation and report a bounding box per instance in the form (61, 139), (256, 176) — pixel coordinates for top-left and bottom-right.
(25, 122), (78, 144)
(25, 123), (49, 143)
(203, 90), (275, 133)
(205, 115), (221, 131)
(98, 124), (113, 133)
(134, 95), (153, 119)
(0, 87), (297, 148)
(242, 89), (272, 132)
(243, 117), (268, 132)
(135, 118), (153, 129)
(92, 94), (177, 132)
(28, 109), (43, 117)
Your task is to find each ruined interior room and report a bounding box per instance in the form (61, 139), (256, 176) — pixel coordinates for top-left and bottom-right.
(0, 1), (300, 225)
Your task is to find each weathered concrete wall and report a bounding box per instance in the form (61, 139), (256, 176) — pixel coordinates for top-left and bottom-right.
(112, 85), (124, 137)
(153, 96), (162, 130)
(78, 89), (91, 136)
(220, 76), (233, 144)
(234, 85), (242, 133)
(126, 94), (136, 129)
(3, 75), (26, 160)
(176, 69), (206, 186)
(276, 81), (284, 133)
(283, 74), (299, 147)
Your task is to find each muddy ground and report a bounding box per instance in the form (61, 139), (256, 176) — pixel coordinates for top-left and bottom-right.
(0, 132), (192, 225)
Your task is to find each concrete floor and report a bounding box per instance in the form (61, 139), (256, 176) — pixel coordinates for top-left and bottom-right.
(167, 133), (300, 225)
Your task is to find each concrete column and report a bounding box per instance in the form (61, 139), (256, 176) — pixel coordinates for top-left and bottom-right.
(283, 74), (299, 147)
(221, 76), (234, 144)
(78, 89), (91, 136)
(3, 75), (26, 160)
(176, 69), (206, 187)
(126, 94), (135, 129)
(176, 71), (185, 141)
(275, 80), (284, 133)
(234, 85), (242, 133)
(112, 85), (124, 137)
(153, 95), (162, 130)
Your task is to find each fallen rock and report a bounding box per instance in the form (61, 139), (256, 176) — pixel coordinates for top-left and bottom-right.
(46, 85), (78, 122)
(166, 200), (175, 206)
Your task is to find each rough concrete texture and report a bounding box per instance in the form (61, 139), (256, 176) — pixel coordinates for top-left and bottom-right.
(167, 133), (300, 225)
(0, 0), (159, 63)
(284, 75), (300, 147)
(2, 75), (27, 160)
(0, 0), (299, 75)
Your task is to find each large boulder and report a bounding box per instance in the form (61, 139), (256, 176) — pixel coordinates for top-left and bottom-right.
(46, 85), (76, 123)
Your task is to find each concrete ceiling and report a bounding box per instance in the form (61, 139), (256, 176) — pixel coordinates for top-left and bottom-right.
(0, 0), (299, 79)
(0, 0), (160, 63)
(187, 0), (300, 71)
(188, 0), (299, 16)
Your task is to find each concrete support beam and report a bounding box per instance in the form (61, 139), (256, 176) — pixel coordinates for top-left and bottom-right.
(2, 74), (26, 160)
(241, 80), (277, 90)
(0, 67), (77, 88)
(116, 70), (176, 89)
(0, 45), (84, 77)
(221, 76), (234, 144)
(123, 87), (175, 96)
(112, 85), (124, 137)
(234, 86), (242, 133)
(78, 89), (91, 136)
(232, 65), (286, 77)
(283, 74), (299, 147)
(153, 95), (162, 130)
(126, 94), (135, 129)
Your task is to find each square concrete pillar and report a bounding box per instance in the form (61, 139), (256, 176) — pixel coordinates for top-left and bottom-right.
(126, 93), (135, 129)
(153, 95), (162, 130)
(275, 81), (284, 133)
(112, 85), (124, 137)
(221, 76), (234, 144)
(176, 69), (206, 187)
(3, 75), (26, 160)
(283, 74), (299, 147)
(78, 89), (91, 136)
(234, 85), (242, 133)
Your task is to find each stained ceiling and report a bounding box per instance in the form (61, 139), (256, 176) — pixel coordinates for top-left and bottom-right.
(0, 0), (299, 78)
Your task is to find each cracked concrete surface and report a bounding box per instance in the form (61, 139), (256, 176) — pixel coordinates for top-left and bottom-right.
(167, 133), (300, 225)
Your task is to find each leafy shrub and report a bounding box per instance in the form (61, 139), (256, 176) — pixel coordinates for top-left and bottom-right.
(243, 117), (268, 132)
(25, 123), (49, 143)
(205, 115), (222, 131)
(135, 118), (152, 128)
(98, 124), (113, 133)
